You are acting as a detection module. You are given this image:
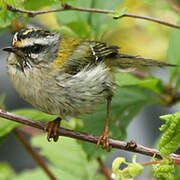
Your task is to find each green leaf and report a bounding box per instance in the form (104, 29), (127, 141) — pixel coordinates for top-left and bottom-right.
(112, 155), (144, 180)
(115, 73), (140, 86)
(66, 20), (91, 38)
(24, 0), (57, 10)
(0, 0), (24, 29)
(59, 0), (75, 3)
(0, 109), (57, 142)
(167, 19), (180, 82)
(51, 25), (78, 37)
(0, 94), (6, 109)
(12, 166), (76, 180)
(13, 165), (105, 180)
(54, 0), (123, 39)
(77, 87), (157, 159)
(88, 0), (123, 39)
(0, 162), (15, 180)
(53, 0), (92, 38)
(138, 78), (164, 95)
(173, 73), (180, 94)
(109, 7), (128, 19)
(0, 118), (19, 142)
(13, 109), (57, 122)
(54, 0), (91, 24)
(152, 158), (175, 180)
(31, 135), (100, 180)
(175, 166), (180, 180)
(115, 73), (163, 95)
(159, 113), (180, 156)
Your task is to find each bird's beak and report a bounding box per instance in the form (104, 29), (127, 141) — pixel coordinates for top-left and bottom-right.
(3, 46), (25, 72)
(3, 47), (18, 53)
(3, 47), (24, 56)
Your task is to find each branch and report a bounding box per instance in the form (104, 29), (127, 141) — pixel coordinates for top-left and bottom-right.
(97, 157), (112, 180)
(0, 109), (180, 164)
(14, 129), (57, 180)
(131, 70), (149, 79)
(168, 0), (180, 13)
(171, 92), (180, 105)
(160, 84), (180, 106)
(4, 2), (180, 29)
(140, 160), (163, 166)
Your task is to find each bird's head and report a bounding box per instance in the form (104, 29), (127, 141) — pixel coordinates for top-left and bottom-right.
(3, 28), (60, 71)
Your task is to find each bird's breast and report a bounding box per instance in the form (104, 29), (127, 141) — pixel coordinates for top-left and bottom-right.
(8, 55), (115, 119)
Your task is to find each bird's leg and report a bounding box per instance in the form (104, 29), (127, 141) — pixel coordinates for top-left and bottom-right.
(97, 96), (112, 152)
(45, 117), (62, 142)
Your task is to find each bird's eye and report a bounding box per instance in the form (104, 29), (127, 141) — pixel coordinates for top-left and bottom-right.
(30, 44), (43, 54)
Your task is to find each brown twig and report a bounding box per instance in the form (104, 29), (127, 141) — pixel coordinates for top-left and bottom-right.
(140, 160), (163, 166)
(14, 129), (57, 180)
(97, 157), (112, 180)
(0, 109), (180, 164)
(4, 2), (180, 29)
(19, 126), (42, 136)
(131, 70), (149, 79)
(159, 87), (180, 106)
(168, 0), (180, 12)
(171, 92), (180, 105)
(140, 158), (180, 166)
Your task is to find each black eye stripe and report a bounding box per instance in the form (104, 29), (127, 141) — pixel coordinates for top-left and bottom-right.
(20, 44), (46, 54)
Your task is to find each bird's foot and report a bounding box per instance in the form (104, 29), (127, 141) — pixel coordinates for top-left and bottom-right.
(45, 118), (61, 142)
(97, 127), (110, 152)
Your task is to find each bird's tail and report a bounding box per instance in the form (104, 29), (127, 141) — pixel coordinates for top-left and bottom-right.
(109, 53), (177, 70)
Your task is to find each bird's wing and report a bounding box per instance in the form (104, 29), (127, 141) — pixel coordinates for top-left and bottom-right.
(63, 40), (119, 74)
(54, 36), (176, 75)
(108, 53), (177, 70)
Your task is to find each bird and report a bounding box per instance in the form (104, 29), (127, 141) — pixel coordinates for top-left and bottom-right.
(3, 28), (176, 151)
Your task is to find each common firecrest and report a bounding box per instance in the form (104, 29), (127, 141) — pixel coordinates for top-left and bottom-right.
(3, 28), (175, 151)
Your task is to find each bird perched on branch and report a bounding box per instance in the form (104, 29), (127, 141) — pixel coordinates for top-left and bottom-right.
(3, 28), (176, 151)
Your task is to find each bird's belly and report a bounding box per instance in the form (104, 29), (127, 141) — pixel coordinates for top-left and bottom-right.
(8, 64), (114, 119)
(8, 65), (51, 113)
(49, 64), (115, 118)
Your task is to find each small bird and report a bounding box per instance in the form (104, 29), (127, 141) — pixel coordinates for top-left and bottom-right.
(3, 28), (176, 151)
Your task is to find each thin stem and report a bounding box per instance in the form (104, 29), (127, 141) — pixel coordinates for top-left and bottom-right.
(0, 109), (180, 164)
(97, 157), (112, 180)
(121, 13), (180, 29)
(140, 160), (163, 166)
(141, 159), (180, 166)
(14, 129), (57, 180)
(4, 2), (180, 29)
(105, 96), (111, 129)
(171, 92), (180, 105)
(168, 0), (180, 12)
(131, 70), (149, 79)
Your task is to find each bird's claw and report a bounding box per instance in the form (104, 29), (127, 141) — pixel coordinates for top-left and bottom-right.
(97, 129), (110, 152)
(45, 119), (60, 142)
